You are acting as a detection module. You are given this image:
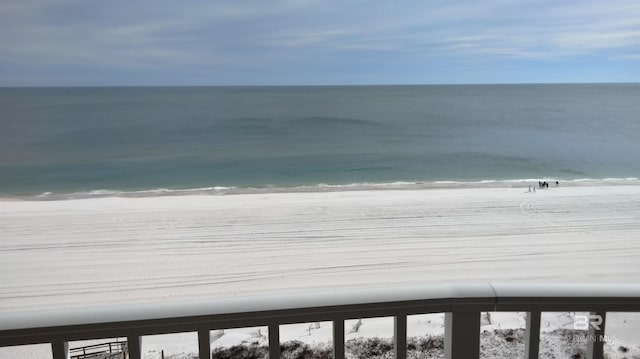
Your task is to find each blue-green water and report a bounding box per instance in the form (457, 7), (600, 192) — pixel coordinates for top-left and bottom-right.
(1, 84), (639, 198)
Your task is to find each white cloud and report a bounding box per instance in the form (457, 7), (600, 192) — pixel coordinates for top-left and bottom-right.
(1, 0), (639, 84)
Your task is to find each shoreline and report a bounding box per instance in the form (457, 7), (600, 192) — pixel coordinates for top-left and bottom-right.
(2, 177), (640, 201)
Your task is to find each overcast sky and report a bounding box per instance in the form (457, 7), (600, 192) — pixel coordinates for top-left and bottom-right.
(1, 0), (639, 86)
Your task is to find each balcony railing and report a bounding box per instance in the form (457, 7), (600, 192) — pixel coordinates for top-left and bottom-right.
(1, 283), (639, 359)
(68, 341), (128, 359)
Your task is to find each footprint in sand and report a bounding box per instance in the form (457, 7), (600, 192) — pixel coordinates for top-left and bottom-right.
(519, 201), (545, 217)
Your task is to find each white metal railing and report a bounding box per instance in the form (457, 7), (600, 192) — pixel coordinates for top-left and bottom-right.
(1, 283), (639, 359)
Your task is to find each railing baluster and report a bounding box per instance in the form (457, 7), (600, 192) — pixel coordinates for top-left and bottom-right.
(198, 328), (211, 359)
(444, 311), (480, 359)
(333, 318), (345, 359)
(586, 311), (606, 359)
(525, 311), (541, 359)
(394, 314), (407, 359)
(268, 323), (280, 359)
(127, 335), (141, 359)
(51, 340), (69, 359)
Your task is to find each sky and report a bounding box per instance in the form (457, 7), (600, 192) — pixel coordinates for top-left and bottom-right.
(1, 0), (639, 86)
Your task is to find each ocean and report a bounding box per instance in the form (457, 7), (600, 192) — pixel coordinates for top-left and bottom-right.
(1, 84), (639, 198)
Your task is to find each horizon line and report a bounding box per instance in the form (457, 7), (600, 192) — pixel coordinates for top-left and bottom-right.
(2, 81), (640, 89)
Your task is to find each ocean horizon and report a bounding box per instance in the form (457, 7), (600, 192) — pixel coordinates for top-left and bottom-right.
(2, 83), (640, 198)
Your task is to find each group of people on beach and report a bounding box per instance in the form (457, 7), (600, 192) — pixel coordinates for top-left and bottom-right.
(538, 181), (553, 189)
(528, 180), (559, 192)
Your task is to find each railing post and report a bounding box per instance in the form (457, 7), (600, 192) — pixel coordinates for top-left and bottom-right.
(586, 311), (606, 359)
(268, 323), (280, 359)
(51, 340), (69, 359)
(444, 311), (480, 359)
(198, 329), (211, 359)
(394, 314), (407, 359)
(525, 311), (541, 359)
(127, 335), (141, 359)
(333, 318), (345, 359)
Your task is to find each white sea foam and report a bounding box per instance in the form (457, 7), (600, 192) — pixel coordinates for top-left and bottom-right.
(10, 177), (640, 201)
(381, 181), (420, 185)
(132, 188), (172, 194)
(503, 178), (540, 183)
(87, 189), (119, 195)
(603, 177), (639, 181)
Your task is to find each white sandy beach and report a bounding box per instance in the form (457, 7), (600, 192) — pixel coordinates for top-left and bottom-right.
(1, 184), (640, 357)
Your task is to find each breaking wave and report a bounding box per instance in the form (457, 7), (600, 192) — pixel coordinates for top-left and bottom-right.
(16, 177), (640, 201)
